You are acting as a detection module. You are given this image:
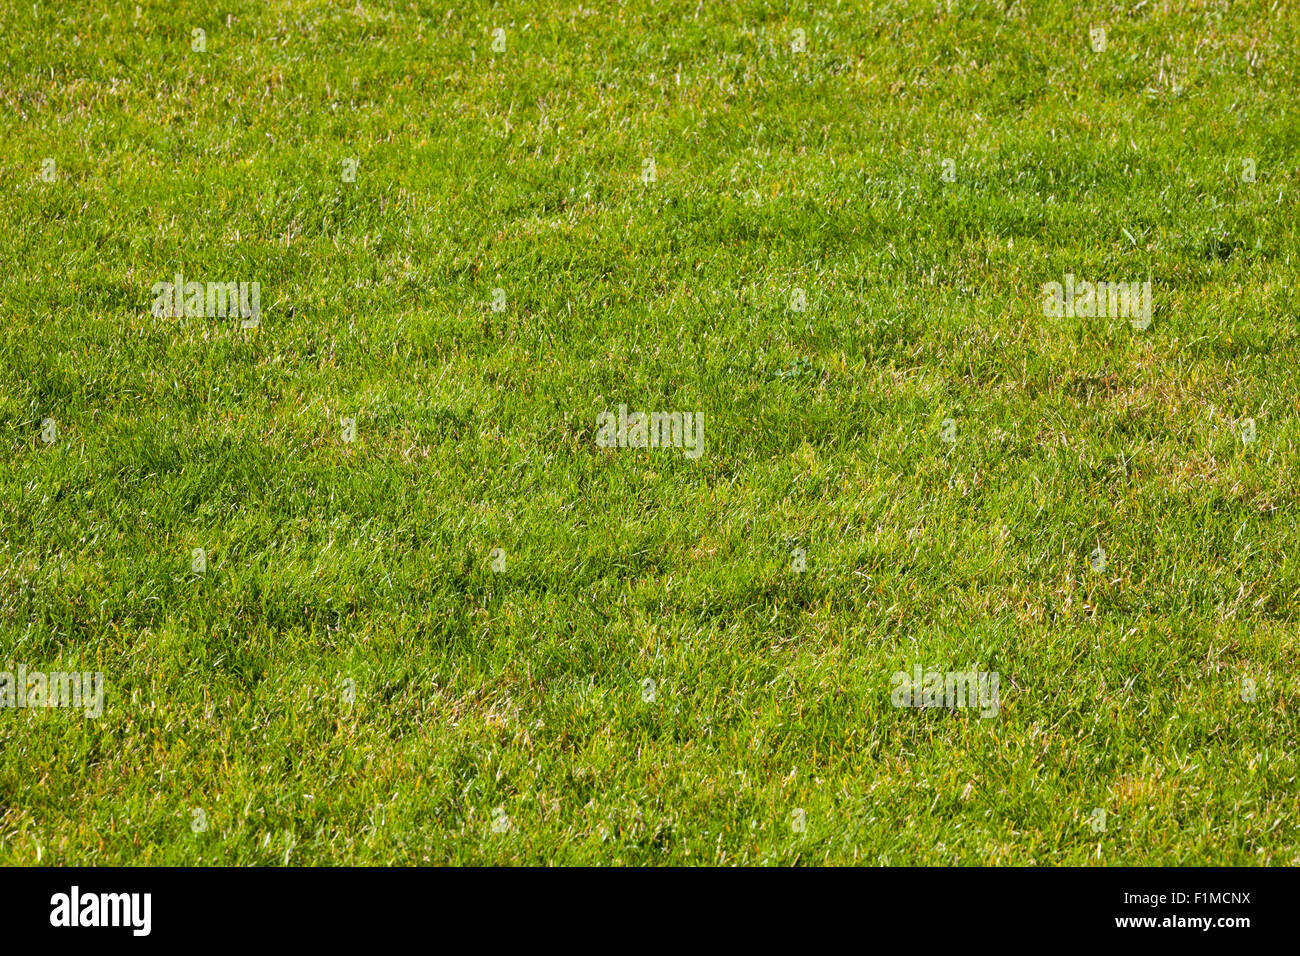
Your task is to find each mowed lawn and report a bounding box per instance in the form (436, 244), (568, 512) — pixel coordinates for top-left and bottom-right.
(2, 0), (1298, 865)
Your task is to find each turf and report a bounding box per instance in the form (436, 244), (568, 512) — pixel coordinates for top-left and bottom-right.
(2, 0), (1298, 865)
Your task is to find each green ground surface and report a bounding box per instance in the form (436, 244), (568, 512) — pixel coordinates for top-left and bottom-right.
(2, 0), (1298, 864)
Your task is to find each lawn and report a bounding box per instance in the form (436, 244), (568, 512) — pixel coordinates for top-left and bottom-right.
(1, 0), (1298, 865)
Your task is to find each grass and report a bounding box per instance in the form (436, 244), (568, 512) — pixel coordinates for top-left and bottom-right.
(1, 0), (1298, 865)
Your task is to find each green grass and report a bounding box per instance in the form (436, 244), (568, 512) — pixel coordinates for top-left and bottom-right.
(2, 0), (1299, 865)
